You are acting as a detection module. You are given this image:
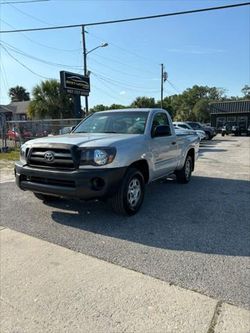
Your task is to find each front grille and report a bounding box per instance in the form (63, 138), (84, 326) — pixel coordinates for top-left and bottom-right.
(23, 175), (75, 188)
(28, 147), (75, 170)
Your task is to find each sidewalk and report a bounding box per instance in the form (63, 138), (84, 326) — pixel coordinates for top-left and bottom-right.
(0, 161), (15, 184)
(1, 227), (249, 333)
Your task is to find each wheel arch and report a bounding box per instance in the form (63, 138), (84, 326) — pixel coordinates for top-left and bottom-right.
(129, 159), (150, 184)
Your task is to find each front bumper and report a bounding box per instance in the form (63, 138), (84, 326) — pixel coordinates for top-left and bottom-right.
(15, 161), (127, 200)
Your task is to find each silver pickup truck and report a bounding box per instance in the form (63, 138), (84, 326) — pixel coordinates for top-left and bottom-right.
(15, 108), (199, 215)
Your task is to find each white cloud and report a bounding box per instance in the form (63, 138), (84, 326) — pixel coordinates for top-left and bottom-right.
(119, 91), (126, 95)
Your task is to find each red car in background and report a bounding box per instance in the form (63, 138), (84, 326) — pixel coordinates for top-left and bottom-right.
(6, 129), (20, 140)
(6, 128), (32, 141)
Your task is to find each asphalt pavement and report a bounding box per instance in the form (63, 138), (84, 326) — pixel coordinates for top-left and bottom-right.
(1, 135), (250, 309)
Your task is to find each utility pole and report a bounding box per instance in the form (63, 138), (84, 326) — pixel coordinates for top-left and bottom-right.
(161, 64), (164, 109)
(82, 25), (89, 115)
(161, 64), (168, 109)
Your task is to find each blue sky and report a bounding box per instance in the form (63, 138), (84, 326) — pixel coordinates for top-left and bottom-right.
(0, 0), (249, 108)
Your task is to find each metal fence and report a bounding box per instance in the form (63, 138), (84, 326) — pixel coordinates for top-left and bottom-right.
(1, 118), (83, 149)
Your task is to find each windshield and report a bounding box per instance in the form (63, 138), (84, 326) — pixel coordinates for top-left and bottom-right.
(178, 124), (190, 130)
(188, 122), (203, 130)
(74, 112), (149, 134)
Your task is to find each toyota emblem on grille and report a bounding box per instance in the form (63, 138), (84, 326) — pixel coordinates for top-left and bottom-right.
(44, 151), (55, 163)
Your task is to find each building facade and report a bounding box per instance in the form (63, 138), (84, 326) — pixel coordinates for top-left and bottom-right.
(0, 101), (30, 121)
(210, 100), (250, 129)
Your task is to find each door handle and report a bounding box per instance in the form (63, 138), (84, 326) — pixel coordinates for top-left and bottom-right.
(172, 141), (176, 145)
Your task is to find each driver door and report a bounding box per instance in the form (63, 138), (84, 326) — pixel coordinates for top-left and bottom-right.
(150, 112), (178, 179)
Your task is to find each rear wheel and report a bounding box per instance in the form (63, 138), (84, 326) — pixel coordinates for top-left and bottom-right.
(206, 131), (212, 140)
(34, 193), (56, 201)
(109, 167), (145, 216)
(175, 155), (193, 183)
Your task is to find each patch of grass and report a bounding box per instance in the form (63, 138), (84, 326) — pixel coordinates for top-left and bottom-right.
(0, 149), (20, 161)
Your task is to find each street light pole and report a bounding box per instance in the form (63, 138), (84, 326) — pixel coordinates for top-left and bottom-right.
(81, 26), (108, 116)
(81, 25), (89, 115)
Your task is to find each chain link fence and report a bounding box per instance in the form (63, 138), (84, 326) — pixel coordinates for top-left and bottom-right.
(1, 118), (83, 150)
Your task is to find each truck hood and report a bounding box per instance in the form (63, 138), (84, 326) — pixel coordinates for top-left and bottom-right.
(25, 133), (142, 147)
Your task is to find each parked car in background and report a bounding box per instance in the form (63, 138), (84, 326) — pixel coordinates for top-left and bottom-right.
(231, 122), (247, 136)
(247, 125), (250, 136)
(6, 128), (32, 141)
(173, 125), (200, 141)
(6, 128), (20, 140)
(186, 122), (216, 140)
(173, 122), (206, 141)
(59, 126), (75, 135)
(22, 129), (33, 139)
(221, 123), (234, 136)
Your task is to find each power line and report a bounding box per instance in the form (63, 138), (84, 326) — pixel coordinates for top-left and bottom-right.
(0, 40), (83, 69)
(88, 31), (159, 70)
(0, 2), (249, 33)
(0, 63), (10, 98)
(91, 72), (159, 93)
(89, 56), (151, 78)
(8, 3), (52, 25)
(167, 80), (180, 94)
(1, 44), (51, 79)
(91, 52), (157, 77)
(0, 0), (49, 4)
(0, 19), (161, 91)
(0, 18), (81, 52)
(91, 81), (126, 104)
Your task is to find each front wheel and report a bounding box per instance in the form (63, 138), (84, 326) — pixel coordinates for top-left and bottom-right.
(175, 155), (193, 183)
(109, 167), (145, 216)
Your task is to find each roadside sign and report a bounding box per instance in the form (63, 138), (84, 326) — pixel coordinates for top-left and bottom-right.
(60, 71), (90, 96)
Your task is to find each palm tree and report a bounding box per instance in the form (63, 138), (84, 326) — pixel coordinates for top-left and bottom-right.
(9, 86), (30, 102)
(28, 79), (74, 119)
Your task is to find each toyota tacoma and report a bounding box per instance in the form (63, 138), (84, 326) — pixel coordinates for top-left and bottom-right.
(15, 109), (199, 215)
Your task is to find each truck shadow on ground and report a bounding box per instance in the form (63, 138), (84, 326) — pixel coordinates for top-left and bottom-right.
(50, 175), (250, 257)
(198, 148), (227, 155)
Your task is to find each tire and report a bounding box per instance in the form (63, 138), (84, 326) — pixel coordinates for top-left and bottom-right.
(222, 133), (225, 137)
(175, 155), (193, 184)
(109, 167), (145, 216)
(206, 132), (212, 140)
(34, 193), (56, 201)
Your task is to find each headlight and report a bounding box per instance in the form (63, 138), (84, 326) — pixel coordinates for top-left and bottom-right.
(80, 147), (116, 166)
(20, 144), (28, 163)
(94, 149), (108, 166)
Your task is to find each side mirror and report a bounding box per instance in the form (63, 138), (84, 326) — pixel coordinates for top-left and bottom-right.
(153, 125), (171, 137)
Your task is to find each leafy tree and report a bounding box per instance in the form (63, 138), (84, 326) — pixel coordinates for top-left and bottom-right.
(131, 96), (156, 108)
(174, 104), (195, 121)
(173, 85), (225, 121)
(193, 99), (210, 122)
(9, 85), (30, 102)
(241, 85), (250, 99)
(155, 96), (174, 117)
(108, 104), (126, 110)
(28, 79), (74, 119)
(89, 104), (109, 113)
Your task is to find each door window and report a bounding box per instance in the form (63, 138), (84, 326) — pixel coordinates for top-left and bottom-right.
(151, 113), (171, 136)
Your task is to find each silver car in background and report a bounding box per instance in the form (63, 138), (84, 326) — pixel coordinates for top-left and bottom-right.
(173, 122), (206, 140)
